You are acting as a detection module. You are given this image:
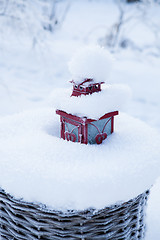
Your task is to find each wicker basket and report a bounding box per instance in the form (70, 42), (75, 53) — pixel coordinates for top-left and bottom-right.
(0, 188), (149, 240)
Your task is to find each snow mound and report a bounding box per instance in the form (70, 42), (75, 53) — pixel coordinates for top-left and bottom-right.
(51, 84), (131, 119)
(0, 108), (160, 211)
(68, 45), (113, 83)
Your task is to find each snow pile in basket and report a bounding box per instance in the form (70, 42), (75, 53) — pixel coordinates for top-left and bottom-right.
(0, 108), (160, 211)
(68, 45), (113, 83)
(51, 84), (131, 119)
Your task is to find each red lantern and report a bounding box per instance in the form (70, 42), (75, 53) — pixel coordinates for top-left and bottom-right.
(56, 79), (118, 145)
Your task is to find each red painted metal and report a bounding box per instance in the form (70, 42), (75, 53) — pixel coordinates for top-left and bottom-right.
(78, 124), (82, 143)
(61, 117), (82, 143)
(111, 117), (114, 133)
(71, 78), (104, 97)
(84, 123), (88, 144)
(57, 110), (118, 125)
(86, 111), (118, 123)
(56, 110), (85, 124)
(81, 121), (88, 144)
(95, 133), (107, 144)
(99, 111), (118, 120)
(56, 109), (118, 144)
(60, 116), (65, 139)
(65, 132), (76, 142)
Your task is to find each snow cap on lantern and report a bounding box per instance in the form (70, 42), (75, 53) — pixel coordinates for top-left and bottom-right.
(56, 45), (119, 145)
(69, 45), (113, 83)
(68, 45), (113, 96)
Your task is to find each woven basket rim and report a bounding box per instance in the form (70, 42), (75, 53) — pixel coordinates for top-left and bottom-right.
(0, 187), (149, 215)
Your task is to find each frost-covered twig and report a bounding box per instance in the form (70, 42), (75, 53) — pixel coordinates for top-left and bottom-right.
(101, 0), (160, 56)
(0, 0), (9, 16)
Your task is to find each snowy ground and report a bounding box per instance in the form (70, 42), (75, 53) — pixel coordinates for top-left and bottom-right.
(0, 0), (160, 238)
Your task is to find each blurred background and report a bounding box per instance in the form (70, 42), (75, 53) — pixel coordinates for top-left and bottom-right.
(0, 0), (160, 238)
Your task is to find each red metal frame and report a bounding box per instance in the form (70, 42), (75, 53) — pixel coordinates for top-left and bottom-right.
(71, 78), (104, 97)
(61, 117), (82, 143)
(60, 116), (65, 140)
(56, 110), (118, 144)
(99, 111), (118, 120)
(111, 117), (114, 133)
(56, 110), (118, 123)
(56, 110), (85, 124)
(84, 123), (88, 144)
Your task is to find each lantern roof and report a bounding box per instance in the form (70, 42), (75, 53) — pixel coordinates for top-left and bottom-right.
(70, 78), (104, 97)
(70, 78), (104, 87)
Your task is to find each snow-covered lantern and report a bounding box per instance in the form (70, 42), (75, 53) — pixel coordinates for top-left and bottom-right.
(56, 79), (118, 144)
(56, 46), (119, 144)
(0, 45), (160, 240)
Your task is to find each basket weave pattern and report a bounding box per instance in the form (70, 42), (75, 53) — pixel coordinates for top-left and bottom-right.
(0, 188), (149, 240)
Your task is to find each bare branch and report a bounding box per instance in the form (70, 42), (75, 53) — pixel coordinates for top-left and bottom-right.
(0, 0), (9, 16)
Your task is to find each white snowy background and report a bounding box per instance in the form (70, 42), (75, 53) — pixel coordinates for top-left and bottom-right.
(0, 0), (160, 238)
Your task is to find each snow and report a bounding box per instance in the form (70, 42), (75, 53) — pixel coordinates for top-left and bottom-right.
(0, 108), (159, 211)
(146, 177), (160, 240)
(51, 84), (131, 119)
(0, 0), (160, 237)
(68, 45), (113, 84)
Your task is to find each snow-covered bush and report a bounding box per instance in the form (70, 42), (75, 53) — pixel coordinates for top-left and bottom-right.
(0, 0), (70, 47)
(100, 0), (160, 56)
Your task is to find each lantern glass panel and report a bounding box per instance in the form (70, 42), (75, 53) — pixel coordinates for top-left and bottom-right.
(88, 117), (112, 144)
(64, 121), (79, 142)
